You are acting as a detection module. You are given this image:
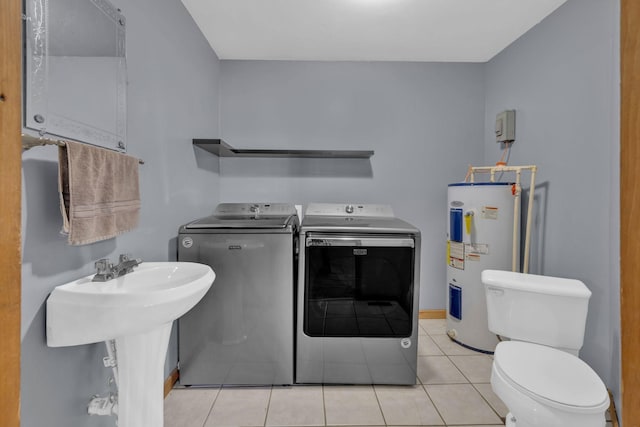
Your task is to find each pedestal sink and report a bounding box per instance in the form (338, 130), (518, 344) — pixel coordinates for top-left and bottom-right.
(46, 262), (215, 427)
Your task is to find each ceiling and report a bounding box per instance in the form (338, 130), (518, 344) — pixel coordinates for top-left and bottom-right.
(180, 0), (567, 62)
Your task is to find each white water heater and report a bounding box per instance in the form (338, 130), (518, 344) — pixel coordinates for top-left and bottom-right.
(446, 182), (520, 353)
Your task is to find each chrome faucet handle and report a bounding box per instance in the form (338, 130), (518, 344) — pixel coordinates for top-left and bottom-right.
(114, 254), (142, 277)
(93, 255), (140, 281)
(93, 259), (115, 282)
(95, 259), (112, 274)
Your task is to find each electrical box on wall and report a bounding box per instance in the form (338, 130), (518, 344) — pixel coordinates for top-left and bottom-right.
(495, 110), (515, 143)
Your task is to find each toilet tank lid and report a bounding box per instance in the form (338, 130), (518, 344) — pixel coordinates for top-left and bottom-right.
(481, 270), (592, 298)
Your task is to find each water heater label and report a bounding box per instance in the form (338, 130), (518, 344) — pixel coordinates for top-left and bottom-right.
(482, 206), (499, 220)
(448, 241), (465, 270)
(465, 243), (489, 255)
(466, 253), (481, 261)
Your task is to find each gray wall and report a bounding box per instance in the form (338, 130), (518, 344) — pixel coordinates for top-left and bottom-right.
(20, 0), (221, 425)
(219, 60), (486, 309)
(483, 0), (620, 413)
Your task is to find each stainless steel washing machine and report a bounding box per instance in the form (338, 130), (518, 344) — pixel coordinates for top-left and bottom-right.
(177, 203), (298, 386)
(296, 203), (421, 385)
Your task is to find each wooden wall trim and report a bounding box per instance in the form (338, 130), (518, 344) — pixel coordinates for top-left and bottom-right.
(164, 368), (180, 398)
(419, 309), (446, 319)
(621, 0), (639, 425)
(0, 0), (23, 425)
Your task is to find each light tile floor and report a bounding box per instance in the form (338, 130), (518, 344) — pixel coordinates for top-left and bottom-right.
(165, 319), (614, 427)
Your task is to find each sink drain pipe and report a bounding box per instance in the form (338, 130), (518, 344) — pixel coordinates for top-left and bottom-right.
(104, 339), (119, 388)
(88, 340), (119, 416)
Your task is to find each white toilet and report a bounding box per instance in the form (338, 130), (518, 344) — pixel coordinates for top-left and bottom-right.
(481, 269), (610, 427)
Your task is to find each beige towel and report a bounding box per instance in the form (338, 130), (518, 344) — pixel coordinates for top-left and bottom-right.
(58, 141), (141, 245)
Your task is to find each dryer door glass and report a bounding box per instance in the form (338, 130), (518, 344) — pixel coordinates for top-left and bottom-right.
(304, 235), (415, 338)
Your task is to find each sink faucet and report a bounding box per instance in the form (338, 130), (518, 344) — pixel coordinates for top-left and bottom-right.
(113, 254), (143, 277)
(92, 254), (142, 282)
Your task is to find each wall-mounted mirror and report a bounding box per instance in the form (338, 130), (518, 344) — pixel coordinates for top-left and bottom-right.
(23, 0), (127, 152)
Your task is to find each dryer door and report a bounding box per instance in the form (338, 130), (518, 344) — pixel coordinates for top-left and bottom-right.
(304, 234), (416, 338)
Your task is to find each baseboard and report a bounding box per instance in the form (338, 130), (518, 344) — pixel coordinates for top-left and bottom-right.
(164, 368), (179, 397)
(419, 309), (446, 319)
(608, 389), (619, 427)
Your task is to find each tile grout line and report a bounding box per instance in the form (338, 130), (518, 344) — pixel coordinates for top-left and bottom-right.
(322, 384), (327, 426)
(424, 326), (470, 426)
(427, 321), (506, 426)
(426, 323), (487, 385)
(418, 381), (447, 427)
(446, 353), (487, 385)
(425, 327), (471, 386)
(262, 386), (274, 427)
(371, 384), (388, 426)
(470, 382), (506, 423)
(201, 386), (222, 427)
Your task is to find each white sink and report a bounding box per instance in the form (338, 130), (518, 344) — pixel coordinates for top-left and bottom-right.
(46, 261), (215, 427)
(47, 261), (214, 347)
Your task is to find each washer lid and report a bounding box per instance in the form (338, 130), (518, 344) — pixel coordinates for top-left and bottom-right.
(185, 215), (295, 229)
(185, 203), (298, 229)
(494, 341), (609, 410)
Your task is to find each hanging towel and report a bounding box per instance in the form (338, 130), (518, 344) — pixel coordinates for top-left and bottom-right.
(58, 141), (141, 245)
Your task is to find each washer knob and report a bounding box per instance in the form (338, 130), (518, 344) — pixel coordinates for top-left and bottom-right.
(345, 205), (354, 214)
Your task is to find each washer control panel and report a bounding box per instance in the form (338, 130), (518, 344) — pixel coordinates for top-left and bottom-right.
(214, 203), (297, 217)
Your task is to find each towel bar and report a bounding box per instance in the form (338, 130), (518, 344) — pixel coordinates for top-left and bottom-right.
(21, 135), (145, 165)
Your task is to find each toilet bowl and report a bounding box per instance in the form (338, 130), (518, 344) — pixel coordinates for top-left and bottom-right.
(481, 270), (610, 427)
(492, 341), (609, 427)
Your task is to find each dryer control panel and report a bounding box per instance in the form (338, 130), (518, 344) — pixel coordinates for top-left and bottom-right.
(305, 203), (394, 218)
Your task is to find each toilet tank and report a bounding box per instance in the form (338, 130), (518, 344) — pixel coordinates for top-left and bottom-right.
(481, 270), (592, 354)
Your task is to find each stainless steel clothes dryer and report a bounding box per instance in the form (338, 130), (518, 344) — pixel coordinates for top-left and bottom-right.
(296, 203), (421, 385)
(177, 203), (298, 386)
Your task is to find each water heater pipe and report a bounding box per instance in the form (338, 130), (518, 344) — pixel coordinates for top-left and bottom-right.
(522, 167), (537, 273)
(512, 170), (522, 272)
(468, 165), (538, 274)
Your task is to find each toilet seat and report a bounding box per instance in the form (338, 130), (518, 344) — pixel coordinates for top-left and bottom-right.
(493, 341), (609, 413)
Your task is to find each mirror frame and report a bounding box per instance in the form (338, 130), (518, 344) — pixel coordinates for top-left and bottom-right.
(23, 0), (127, 151)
